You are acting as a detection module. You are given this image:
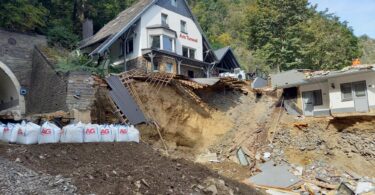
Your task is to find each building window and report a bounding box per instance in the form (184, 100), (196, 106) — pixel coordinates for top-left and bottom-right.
(166, 63), (173, 73)
(182, 47), (189, 57)
(312, 90), (323, 106)
(150, 35), (160, 49)
(188, 70), (194, 78)
(163, 35), (173, 52)
(340, 83), (353, 101)
(180, 20), (187, 33)
(182, 46), (196, 59)
(189, 49), (195, 59)
(353, 81), (366, 97)
(119, 38), (134, 56)
(153, 62), (159, 72)
(161, 13), (168, 26)
(171, 0), (177, 7)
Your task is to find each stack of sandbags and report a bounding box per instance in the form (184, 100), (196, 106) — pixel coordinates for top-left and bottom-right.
(0, 121), (140, 145)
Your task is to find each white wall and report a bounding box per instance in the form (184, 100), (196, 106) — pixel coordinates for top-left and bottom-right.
(300, 82), (330, 111)
(140, 5), (203, 61)
(328, 71), (375, 110)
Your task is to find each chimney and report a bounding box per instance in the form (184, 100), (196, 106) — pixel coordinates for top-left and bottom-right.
(82, 19), (93, 40)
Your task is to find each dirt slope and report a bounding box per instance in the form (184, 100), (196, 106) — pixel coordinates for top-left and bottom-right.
(135, 82), (233, 152)
(0, 143), (262, 195)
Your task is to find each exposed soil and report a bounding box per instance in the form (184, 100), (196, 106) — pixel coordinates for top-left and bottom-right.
(0, 142), (262, 195)
(135, 82), (233, 152)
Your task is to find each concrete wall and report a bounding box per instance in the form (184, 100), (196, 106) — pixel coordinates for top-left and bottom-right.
(0, 29), (47, 88)
(328, 71), (375, 112)
(27, 47), (68, 114)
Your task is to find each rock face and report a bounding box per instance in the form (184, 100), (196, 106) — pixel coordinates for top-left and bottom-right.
(0, 156), (77, 195)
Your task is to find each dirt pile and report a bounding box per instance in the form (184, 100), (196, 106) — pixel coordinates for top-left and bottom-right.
(0, 143), (261, 195)
(135, 82), (233, 152)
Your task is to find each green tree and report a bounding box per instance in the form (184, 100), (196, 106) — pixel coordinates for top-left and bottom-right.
(0, 0), (47, 32)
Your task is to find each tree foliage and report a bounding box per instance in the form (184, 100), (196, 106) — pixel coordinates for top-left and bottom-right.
(0, 0), (47, 32)
(0, 0), (364, 72)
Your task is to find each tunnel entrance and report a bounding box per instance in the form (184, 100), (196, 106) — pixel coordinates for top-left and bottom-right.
(0, 61), (25, 120)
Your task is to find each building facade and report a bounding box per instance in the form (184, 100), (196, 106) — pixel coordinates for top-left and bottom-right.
(271, 66), (375, 116)
(80, 0), (240, 78)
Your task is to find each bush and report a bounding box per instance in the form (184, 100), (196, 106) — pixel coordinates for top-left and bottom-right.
(47, 26), (79, 49)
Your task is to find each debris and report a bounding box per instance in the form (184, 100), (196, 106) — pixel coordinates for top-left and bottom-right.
(248, 161), (301, 189)
(356, 182), (375, 194)
(204, 184), (218, 195)
(263, 152), (271, 161)
(141, 179), (150, 188)
(293, 122), (308, 130)
(292, 166), (304, 176)
(196, 152), (219, 163)
(337, 182), (355, 195)
(236, 147), (249, 166)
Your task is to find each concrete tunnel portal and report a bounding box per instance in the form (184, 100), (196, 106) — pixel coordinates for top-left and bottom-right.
(0, 61), (25, 119)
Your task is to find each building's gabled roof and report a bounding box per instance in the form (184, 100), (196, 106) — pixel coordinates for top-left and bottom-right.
(81, 0), (218, 62)
(214, 46), (241, 70)
(214, 46), (230, 62)
(81, 0), (154, 49)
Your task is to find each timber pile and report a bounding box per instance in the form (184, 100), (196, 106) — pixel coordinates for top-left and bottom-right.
(175, 79), (208, 89)
(219, 77), (250, 95)
(171, 80), (211, 115)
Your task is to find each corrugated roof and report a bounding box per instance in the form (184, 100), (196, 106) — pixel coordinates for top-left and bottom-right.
(81, 0), (154, 48)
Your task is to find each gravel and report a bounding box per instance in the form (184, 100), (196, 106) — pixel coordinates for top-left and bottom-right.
(0, 156), (77, 195)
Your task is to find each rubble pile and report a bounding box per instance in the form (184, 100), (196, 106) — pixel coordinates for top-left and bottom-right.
(0, 156), (77, 194)
(340, 131), (375, 160)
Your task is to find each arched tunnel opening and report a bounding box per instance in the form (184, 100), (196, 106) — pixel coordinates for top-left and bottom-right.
(0, 62), (24, 120)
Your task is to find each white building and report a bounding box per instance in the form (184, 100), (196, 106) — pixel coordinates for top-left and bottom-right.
(271, 65), (375, 116)
(80, 0), (240, 78)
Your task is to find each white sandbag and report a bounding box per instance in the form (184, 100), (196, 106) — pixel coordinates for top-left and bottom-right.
(2, 123), (15, 142)
(0, 122), (5, 140)
(115, 125), (129, 142)
(16, 121), (40, 145)
(128, 125), (140, 143)
(38, 121), (61, 144)
(116, 125), (140, 143)
(9, 123), (20, 143)
(99, 124), (115, 142)
(60, 122), (85, 143)
(83, 124), (100, 143)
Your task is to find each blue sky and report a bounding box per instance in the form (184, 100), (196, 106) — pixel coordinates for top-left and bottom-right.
(308, 0), (375, 38)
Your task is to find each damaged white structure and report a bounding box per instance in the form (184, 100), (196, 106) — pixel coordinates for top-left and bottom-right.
(271, 65), (375, 116)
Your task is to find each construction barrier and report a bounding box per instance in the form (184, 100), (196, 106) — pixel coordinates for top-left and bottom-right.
(0, 121), (140, 144)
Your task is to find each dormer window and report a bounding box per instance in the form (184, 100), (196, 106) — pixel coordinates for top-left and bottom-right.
(171, 0), (177, 7)
(161, 13), (168, 26)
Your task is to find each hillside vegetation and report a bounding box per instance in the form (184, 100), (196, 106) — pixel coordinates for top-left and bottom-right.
(0, 0), (370, 73)
(359, 35), (375, 64)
